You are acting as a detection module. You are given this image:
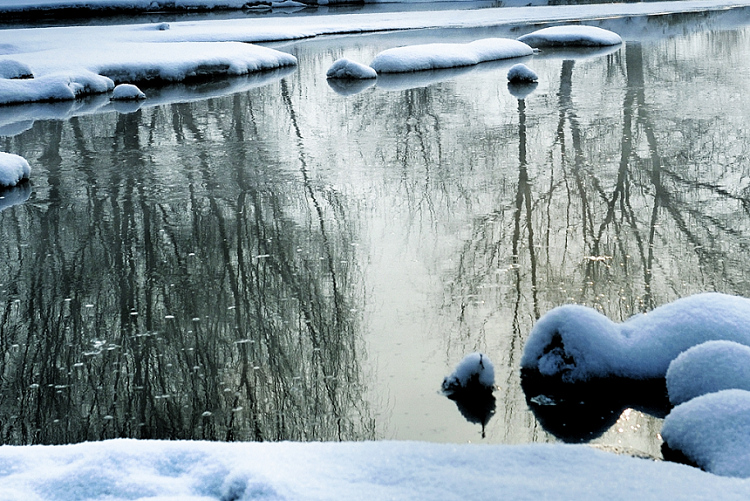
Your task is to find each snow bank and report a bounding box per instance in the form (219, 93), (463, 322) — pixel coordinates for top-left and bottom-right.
(0, 72), (114, 105)
(662, 389), (750, 477)
(0, 60), (33, 80)
(0, 152), (31, 188)
(370, 38), (533, 73)
(326, 58), (377, 80)
(442, 352), (495, 394)
(507, 63), (537, 83)
(521, 293), (750, 382)
(666, 341), (750, 405)
(3, 438), (750, 500)
(517, 25), (622, 47)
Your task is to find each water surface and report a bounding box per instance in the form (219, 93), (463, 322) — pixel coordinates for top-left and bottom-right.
(3, 9), (750, 458)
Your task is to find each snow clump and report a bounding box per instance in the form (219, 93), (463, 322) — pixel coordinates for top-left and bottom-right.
(521, 293), (750, 382)
(370, 38), (533, 73)
(666, 340), (750, 405)
(0, 60), (33, 79)
(507, 63), (538, 83)
(442, 352), (495, 394)
(326, 58), (377, 80)
(662, 389), (750, 477)
(518, 25), (622, 48)
(111, 83), (147, 101)
(0, 152), (31, 188)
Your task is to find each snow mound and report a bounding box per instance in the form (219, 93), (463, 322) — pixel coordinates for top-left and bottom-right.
(0, 152), (31, 188)
(517, 25), (622, 48)
(662, 389), (750, 477)
(326, 58), (377, 80)
(0, 71), (114, 105)
(507, 63), (537, 83)
(666, 341), (750, 405)
(370, 38), (533, 73)
(442, 352), (495, 394)
(521, 293), (750, 382)
(111, 83), (146, 101)
(0, 60), (33, 80)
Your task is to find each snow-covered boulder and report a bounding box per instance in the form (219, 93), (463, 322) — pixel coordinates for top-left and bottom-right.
(370, 38), (533, 73)
(662, 389), (750, 477)
(326, 58), (377, 80)
(0, 152), (31, 188)
(111, 83), (147, 101)
(666, 341), (750, 405)
(507, 63), (538, 83)
(442, 352), (495, 394)
(518, 26), (622, 48)
(0, 59), (33, 80)
(521, 293), (750, 382)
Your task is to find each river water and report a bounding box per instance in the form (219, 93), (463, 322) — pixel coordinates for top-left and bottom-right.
(2, 7), (750, 458)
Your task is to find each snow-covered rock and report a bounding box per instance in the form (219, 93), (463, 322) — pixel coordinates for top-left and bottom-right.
(666, 341), (750, 405)
(370, 38), (533, 73)
(0, 152), (31, 188)
(517, 25), (622, 47)
(326, 58), (377, 80)
(507, 63), (538, 83)
(662, 389), (750, 477)
(0, 71), (114, 105)
(0, 59), (33, 80)
(521, 293), (750, 382)
(442, 352), (495, 394)
(111, 83), (146, 100)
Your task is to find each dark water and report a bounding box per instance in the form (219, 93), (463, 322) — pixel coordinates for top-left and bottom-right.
(2, 9), (750, 457)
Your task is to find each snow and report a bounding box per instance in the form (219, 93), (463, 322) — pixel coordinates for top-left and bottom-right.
(441, 352), (495, 394)
(0, 152), (31, 188)
(370, 38), (533, 73)
(662, 389), (750, 478)
(326, 58), (377, 80)
(521, 293), (750, 382)
(0, 60), (33, 80)
(507, 63), (537, 83)
(111, 83), (146, 100)
(517, 25), (623, 47)
(3, 438), (750, 500)
(666, 341), (750, 405)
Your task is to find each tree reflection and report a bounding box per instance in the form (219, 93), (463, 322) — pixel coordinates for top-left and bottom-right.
(0, 87), (375, 444)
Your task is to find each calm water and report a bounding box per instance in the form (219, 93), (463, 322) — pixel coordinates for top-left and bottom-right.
(3, 9), (750, 458)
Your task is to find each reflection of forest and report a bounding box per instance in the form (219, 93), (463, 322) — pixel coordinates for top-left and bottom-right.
(2, 25), (750, 448)
(0, 90), (375, 444)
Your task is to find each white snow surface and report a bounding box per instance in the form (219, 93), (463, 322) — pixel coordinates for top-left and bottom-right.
(3, 438), (750, 500)
(521, 293), (750, 382)
(0, 60), (34, 80)
(442, 352), (495, 392)
(507, 63), (537, 82)
(666, 341), (750, 405)
(662, 389), (750, 478)
(370, 38), (533, 73)
(0, 152), (31, 187)
(111, 83), (146, 100)
(326, 58), (377, 79)
(517, 25), (622, 47)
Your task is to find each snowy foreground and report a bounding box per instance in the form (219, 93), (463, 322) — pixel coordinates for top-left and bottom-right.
(3, 438), (750, 500)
